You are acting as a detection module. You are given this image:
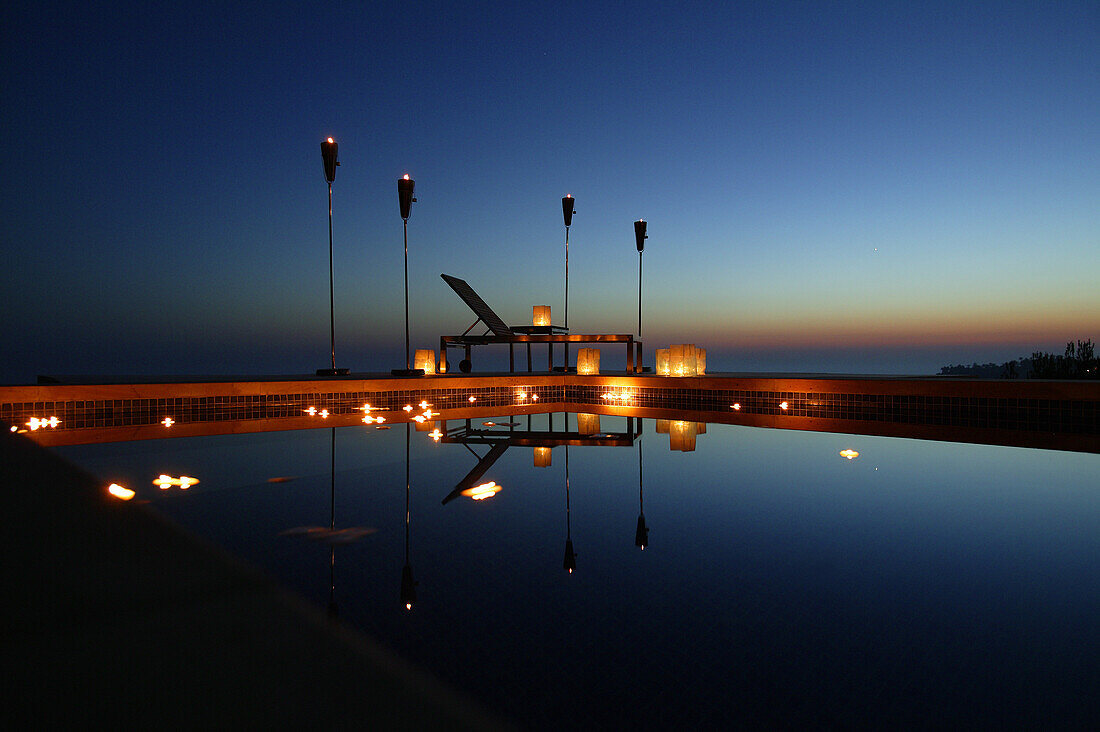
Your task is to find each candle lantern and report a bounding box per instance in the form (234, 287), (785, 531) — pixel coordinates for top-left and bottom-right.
(577, 413), (601, 435)
(534, 447), (552, 467)
(696, 347), (706, 375)
(670, 344), (698, 376)
(414, 349), (436, 375)
(576, 348), (600, 375)
(655, 419), (670, 434)
(656, 349), (670, 375)
(532, 305), (551, 327)
(669, 420), (698, 452)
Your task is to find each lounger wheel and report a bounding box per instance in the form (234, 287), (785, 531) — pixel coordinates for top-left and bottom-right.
(459, 359), (472, 373)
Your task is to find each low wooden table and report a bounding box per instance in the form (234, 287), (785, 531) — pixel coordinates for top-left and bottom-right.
(440, 331), (642, 373)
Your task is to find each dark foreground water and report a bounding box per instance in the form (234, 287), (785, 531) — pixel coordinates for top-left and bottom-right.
(58, 414), (1100, 728)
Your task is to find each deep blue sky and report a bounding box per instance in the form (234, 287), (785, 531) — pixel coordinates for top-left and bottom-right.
(2, 1), (1097, 381)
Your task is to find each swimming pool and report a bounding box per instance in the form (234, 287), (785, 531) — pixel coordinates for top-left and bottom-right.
(56, 412), (1100, 728)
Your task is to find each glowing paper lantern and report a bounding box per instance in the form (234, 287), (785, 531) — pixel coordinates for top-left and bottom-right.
(656, 349), (670, 375)
(414, 349), (436, 375)
(532, 305), (551, 327)
(577, 348), (600, 375)
(577, 413), (601, 434)
(669, 420), (698, 451)
(534, 447), (552, 467)
(670, 344), (698, 376)
(696, 347), (706, 375)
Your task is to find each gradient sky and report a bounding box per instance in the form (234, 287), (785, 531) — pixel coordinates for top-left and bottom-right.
(2, 1), (1097, 382)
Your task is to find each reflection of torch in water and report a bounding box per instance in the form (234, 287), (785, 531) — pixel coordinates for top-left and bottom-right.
(563, 445), (576, 573)
(400, 423), (418, 610)
(392, 175), (422, 376)
(328, 427), (337, 617)
(635, 438), (648, 550)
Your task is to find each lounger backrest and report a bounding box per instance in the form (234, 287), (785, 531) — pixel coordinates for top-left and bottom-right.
(440, 274), (514, 336)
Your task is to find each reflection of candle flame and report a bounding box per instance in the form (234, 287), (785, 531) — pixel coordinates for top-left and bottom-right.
(731, 403), (741, 411)
(153, 474), (200, 489)
(779, 402), (789, 410)
(462, 482), (501, 500)
(839, 449), (860, 460)
(403, 405), (413, 412)
(304, 407), (317, 416)
(108, 483), (135, 500)
(162, 417), (174, 427)
(468, 396), (476, 402)
(26, 416), (62, 430)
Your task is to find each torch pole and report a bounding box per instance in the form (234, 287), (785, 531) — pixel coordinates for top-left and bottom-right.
(328, 182), (336, 371)
(403, 218), (410, 371)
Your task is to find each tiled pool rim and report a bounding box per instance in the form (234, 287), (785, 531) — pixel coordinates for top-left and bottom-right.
(3, 373), (1097, 452)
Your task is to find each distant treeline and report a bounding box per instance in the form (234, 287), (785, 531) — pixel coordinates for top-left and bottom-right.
(939, 339), (1097, 379)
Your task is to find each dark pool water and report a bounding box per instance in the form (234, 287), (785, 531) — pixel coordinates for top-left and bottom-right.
(57, 414), (1100, 728)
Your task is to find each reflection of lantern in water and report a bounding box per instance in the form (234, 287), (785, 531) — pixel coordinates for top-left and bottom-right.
(656, 349), (670, 375)
(577, 348), (600, 375)
(414, 349), (436, 375)
(532, 305), (551, 327)
(655, 419), (670, 434)
(669, 421), (697, 452)
(577, 413), (601, 434)
(534, 447), (552, 467)
(415, 419), (435, 432)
